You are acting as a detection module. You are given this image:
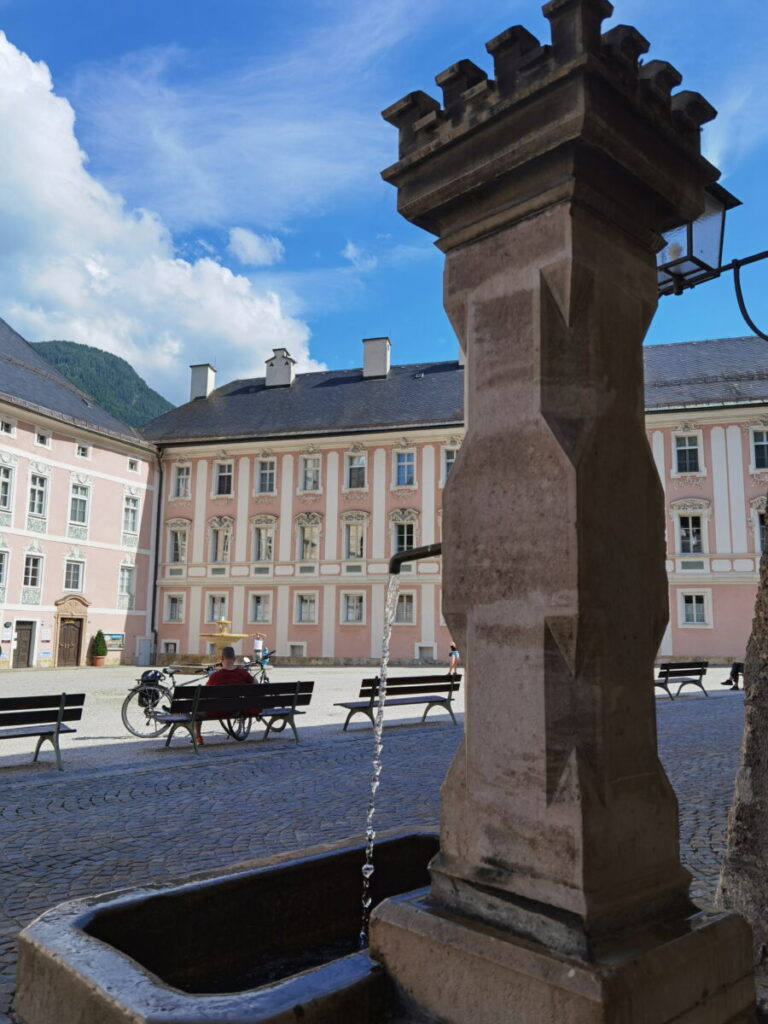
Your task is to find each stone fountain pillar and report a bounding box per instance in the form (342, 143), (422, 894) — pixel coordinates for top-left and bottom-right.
(370, 2), (755, 1020)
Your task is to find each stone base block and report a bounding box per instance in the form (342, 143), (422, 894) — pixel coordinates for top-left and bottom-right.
(370, 893), (756, 1024)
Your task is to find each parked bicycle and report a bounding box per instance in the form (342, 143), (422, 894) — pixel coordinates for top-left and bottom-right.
(121, 666), (253, 741)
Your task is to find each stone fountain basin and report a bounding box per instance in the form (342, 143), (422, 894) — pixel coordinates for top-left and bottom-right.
(17, 830), (439, 1024)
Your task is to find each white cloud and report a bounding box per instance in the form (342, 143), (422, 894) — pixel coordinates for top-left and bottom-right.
(228, 228), (285, 267)
(0, 32), (322, 404)
(341, 240), (378, 273)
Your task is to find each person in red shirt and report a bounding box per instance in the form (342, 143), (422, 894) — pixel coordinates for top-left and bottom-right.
(195, 646), (256, 744)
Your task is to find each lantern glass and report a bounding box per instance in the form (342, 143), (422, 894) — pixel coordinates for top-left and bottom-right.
(657, 184), (739, 296)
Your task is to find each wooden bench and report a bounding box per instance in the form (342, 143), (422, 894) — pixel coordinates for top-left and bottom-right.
(156, 681), (314, 751)
(655, 661), (709, 700)
(335, 674), (462, 731)
(0, 693), (86, 771)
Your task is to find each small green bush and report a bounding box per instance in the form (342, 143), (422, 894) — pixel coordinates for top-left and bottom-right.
(92, 630), (108, 657)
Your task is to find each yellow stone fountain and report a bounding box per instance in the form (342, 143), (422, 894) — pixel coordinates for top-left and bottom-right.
(198, 618), (250, 663)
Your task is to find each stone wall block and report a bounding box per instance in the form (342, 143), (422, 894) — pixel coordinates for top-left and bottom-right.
(435, 60), (488, 122)
(381, 90), (442, 158)
(600, 24), (649, 71)
(542, 0), (614, 62)
(485, 26), (541, 96)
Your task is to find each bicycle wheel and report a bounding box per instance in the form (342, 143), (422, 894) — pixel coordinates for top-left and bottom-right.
(121, 685), (172, 738)
(222, 714), (252, 741)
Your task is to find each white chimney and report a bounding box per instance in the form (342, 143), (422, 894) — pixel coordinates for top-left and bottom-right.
(363, 336), (391, 379)
(265, 348), (296, 388)
(189, 363), (216, 401)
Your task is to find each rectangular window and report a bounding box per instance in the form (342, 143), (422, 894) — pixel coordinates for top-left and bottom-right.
(118, 566), (135, 608)
(394, 593), (415, 624)
(342, 593), (364, 623)
(444, 448), (457, 481)
(166, 595), (184, 622)
(250, 593), (271, 623)
(675, 435), (700, 474)
(28, 474), (47, 517)
(123, 496), (139, 533)
(172, 465), (191, 499)
(253, 525), (274, 561)
(35, 431), (51, 447)
(754, 431), (768, 470)
(169, 527), (187, 563)
(679, 515), (703, 554)
(163, 641), (177, 655)
(76, 443), (90, 458)
(0, 419), (14, 435)
(295, 594), (317, 623)
(346, 454), (366, 489)
(69, 484), (89, 525)
(209, 525), (231, 563)
(215, 462), (233, 496)
(128, 458), (139, 472)
(23, 555), (42, 587)
(301, 456), (321, 492)
(0, 550), (7, 585)
(682, 593), (706, 625)
(344, 522), (365, 560)
(395, 451), (415, 487)
(64, 560), (83, 591)
(256, 459), (276, 494)
(395, 522), (414, 553)
(299, 525), (320, 560)
(0, 466), (13, 511)
(207, 594), (227, 622)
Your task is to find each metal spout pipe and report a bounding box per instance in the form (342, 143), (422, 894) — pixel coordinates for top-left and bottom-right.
(388, 542), (442, 575)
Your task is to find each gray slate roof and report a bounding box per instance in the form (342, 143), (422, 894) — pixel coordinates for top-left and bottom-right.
(0, 317), (145, 444)
(142, 361), (465, 443)
(643, 337), (768, 410)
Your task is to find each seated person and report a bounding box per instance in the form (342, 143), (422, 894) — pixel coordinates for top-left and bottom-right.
(195, 646), (259, 744)
(721, 662), (744, 691)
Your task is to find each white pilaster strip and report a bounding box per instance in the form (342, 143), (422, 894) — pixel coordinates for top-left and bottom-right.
(231, 584), (245, 642)
(278, 455), (294, 562)
(276, 585), (290, 654)
(191, 460), (208, 563)
(726, 425), (748, 554)
(370, 583), (385, 658)
(187, 586), (202, 654)
(322, 584), (335, 657)
(420, 581), (436, 653)
(325, 452), (339, 560)
(234, 457), (250, 561)
(651, 431), (665, 490)
(372, 448), (386, 558)
(144, 462), (160, 636)
(659, 620), (673, 657)
(711, 427), (732, 554)
(421, 445), (435, 544)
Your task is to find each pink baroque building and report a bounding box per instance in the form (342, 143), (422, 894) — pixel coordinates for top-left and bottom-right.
(143, 339), (462, 664)
(0, 319), (157, 669)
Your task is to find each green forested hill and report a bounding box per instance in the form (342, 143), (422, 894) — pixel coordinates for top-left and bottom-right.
(33, 340), (174, 428)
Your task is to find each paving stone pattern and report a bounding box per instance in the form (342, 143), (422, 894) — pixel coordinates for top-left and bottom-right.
(0, 670), (746, 1023)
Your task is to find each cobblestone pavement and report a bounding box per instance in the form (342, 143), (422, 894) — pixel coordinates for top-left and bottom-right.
(0, 667), (747, 1022)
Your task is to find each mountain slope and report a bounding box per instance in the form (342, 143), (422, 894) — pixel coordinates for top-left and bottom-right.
(33, 341), (174, 428)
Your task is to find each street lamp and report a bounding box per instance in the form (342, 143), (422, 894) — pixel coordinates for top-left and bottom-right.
(657, 182), (768, 340)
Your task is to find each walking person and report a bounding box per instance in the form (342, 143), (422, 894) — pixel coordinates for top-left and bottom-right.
(447, 642), (460, 678)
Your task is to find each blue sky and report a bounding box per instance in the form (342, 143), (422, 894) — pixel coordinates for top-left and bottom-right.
(0, 0), (766, 404)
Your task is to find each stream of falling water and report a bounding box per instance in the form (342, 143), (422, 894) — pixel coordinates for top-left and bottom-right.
(359, 572), (401, 948)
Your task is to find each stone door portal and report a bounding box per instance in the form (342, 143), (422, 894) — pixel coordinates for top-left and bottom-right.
(13, 621), (33, 668)
(57, 619), (82, 667)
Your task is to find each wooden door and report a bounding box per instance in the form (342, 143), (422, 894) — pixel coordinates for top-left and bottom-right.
(13, 621), (33, 668)
(57, 619), (82, 667)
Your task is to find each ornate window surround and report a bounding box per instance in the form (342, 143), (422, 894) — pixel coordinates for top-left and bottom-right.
(670, 424), (707, 478)
(669, 498), (711, 556)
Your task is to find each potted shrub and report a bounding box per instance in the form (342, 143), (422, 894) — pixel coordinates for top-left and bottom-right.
(91, 630), (108, 667)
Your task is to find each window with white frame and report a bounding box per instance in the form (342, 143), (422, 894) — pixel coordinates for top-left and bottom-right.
(680, 592), (709, 626)
(300, 456), (321, 492)
(123, 495), (139, 534)
(249, 593), (271, 623)
(118, 565), (135, 609)
(163, 641), (177, 655)
(346, 453), (366, 489)
(678, 515), (703, 554)
(69, 484), (89, 525)
(344, 520), (365, 560)
(394, 451), (415, 487)
(753, 430), (768, 471)
(394, 593), (415, 624)
(35, 430), (51, 448)
(168, 524), (188, 563)
(297, 513), (321, 560)
(0, 466), (13, 511)
(64, 559), (84, 591)
(172, 464), (191, 499)
(395, 521), (414, 552)
(760, 513), (766, 555)
(0, 419), (15, 436)
(443, 447), (458, 483)
(128, 458), (139, 472)
(295, 593), (317, 623)
(214, 461), (233, 496)
(252, 518), (275, 561)
(0, 549), (7, 586)
(750, 498), (767, 554)
(207, 594), (227, 622)
(674, 434), (701, 474)
(75, 443), (90, 459)
(256, 458), (276, 494)
(165, 594), (184, 622)
(390, 509), (418, 554)
(24, 554), (42, 587)
(28, 474), (47, 517)
(341, 592), (364, 624)
(209, 518), (232, 562)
